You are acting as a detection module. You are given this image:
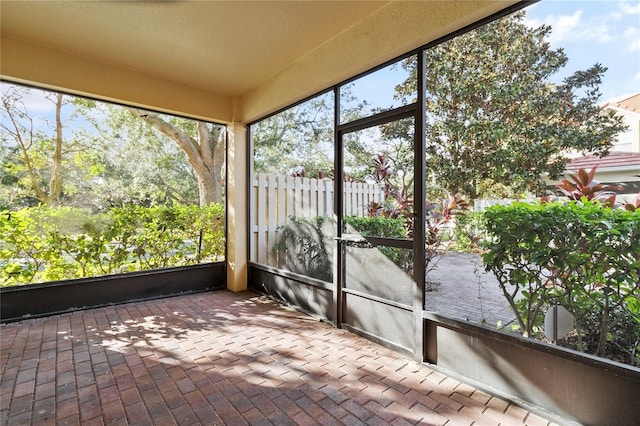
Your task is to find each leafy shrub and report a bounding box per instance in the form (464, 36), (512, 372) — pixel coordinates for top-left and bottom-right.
(342, 215), (406, 239)
(483, 200), (640, 366)
(344, 215), (412, 271)
(273, 215), (410, 282)
(556, 165), (622, 205)
(273, 195), (474, 282)
(274, 216), (334, 282)
(452, 211), (485, 253)
(0, 204), (225, 286)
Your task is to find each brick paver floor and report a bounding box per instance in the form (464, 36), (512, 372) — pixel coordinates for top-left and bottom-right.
(1, 291), (561, 425)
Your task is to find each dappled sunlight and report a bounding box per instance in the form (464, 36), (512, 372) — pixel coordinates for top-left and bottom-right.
(0, 291), (559, 425)
(345, 244), (414, 306)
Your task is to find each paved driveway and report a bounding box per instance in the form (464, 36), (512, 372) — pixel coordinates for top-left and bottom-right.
(425, 252), (516, 328)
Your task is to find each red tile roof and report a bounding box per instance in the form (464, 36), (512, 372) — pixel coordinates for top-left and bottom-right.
(567, 151), (640, 171)
(602, 93), (640, 114)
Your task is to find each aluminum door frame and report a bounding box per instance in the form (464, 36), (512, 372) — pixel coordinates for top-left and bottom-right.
(333, 100), (425, 356)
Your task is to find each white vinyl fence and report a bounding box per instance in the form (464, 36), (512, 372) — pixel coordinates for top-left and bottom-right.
(251, 173), (384, 265)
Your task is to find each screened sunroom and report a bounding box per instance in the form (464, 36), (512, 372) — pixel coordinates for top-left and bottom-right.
(1, 1), (638, 425)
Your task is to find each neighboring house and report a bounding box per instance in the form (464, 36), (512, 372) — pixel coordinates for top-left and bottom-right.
(603, 93), (640, 153)
(562, 93), (640, 195)
(565, 151), (640, 195)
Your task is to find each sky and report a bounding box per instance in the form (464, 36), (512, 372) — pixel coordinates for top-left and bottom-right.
(524, 0), (640, 104)
(344, 0), (640, 111)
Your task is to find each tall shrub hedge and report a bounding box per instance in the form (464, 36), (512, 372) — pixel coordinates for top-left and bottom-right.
(483, 200), (640, 365)
(0, 204), (225, 286)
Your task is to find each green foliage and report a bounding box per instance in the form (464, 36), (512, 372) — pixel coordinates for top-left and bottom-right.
(343, 215), (406, 239)
(452, 211), (485, 253)
(0, 204), (225, 286)
(483, 200), (640, 365)
(2, 86), (67, 206)
(395, 11), (627, 200)
(74, 103), (213, 207)
(273, 215), (411, 282)
(344, 215), (412, 270)
(274, 216), (334, 282)
(555, 164), (622, 207)
(1, 83), (225, 210)
(252, 92), (335, 177)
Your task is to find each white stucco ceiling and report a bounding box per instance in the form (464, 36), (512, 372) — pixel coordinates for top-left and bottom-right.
(1, 1), (519, 122)
(0, 1), (389, 96)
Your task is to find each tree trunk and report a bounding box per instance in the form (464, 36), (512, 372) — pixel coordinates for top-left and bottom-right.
(1, 91), (63, 205)
(47, 93), (64, 205)
(197, 122), (225, 206)
(597, 301), (610, 357)
(133, 110), (224, 206)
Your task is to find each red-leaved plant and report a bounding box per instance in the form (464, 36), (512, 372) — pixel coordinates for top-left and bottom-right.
(556, 165), (622, 207)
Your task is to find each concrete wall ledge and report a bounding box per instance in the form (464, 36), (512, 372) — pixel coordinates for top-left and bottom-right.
(424, 314), (639, 425)
(1, 263), (226, 323)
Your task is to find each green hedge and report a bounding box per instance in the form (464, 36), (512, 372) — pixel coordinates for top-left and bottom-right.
(0, 204), (225, 286)
(483, 200), (640, 366)
(273, 215), (409, 282)
(344, 215), (412, 271)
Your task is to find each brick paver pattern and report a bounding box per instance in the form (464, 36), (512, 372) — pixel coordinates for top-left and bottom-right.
(1, 291), (559, 425)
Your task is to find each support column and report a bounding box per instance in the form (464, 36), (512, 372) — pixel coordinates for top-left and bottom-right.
(226, 123), (247, 292)
(414, 51), (427, 361)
